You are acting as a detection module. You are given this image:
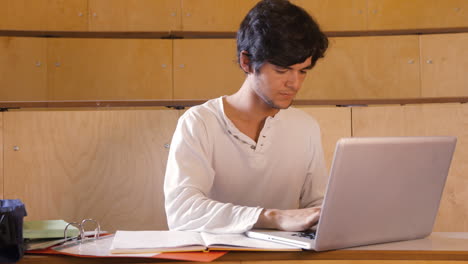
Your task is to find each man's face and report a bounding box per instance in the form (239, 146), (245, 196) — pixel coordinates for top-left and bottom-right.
(251, 57), (312, 110)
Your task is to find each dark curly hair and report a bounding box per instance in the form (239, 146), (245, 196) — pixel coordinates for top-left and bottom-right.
(236, 0), (328, 73)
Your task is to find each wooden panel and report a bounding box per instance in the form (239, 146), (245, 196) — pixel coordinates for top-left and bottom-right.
(297, 35), (420, 100)
(48, 38), (172, 100)
(89, 0), (181, 32)
(0, 0), (86, 31)
(368, 0), (468, 30)
(0, 37), (47, 101)
(0, 113), (3, 200)
(301, 107), (351, 170)
(174, 39), (244, 99)
(292, 0), (367, 32)
(47, 0), (88, 31)
(181, 0), (258, 32)
(421, 33), (468, 97)
(4, 110), (178, 232)
(352, 104), (468, 232)
(0, 0), (47, 30)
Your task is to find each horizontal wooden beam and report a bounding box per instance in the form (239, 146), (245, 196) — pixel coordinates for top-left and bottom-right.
(1, 97), (468, 110)
(1, 27), (468, 39)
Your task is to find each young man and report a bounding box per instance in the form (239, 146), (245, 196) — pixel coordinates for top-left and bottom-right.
(164, 0), (329, 233)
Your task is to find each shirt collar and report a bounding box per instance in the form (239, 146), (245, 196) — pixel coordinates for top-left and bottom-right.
(218, 96), (285, 135)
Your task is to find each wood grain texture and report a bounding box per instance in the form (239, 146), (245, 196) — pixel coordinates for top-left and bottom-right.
(421, 33), (468, 97)
(89, 0), (181, 32)
(3, 0), (88, 31)
(3, 110), (179, 232)
(352, 104), (468, 232)
(297, 35), (421, 100)
(173, 39), (245, 99)
(368, 0), (468, 30)
(0, 0), (47, 31)
(300, 107), (351, 170)
(0, 37), (47, 101)
(292, 0), (367, 32)
(47, 38), (172, 100)
(181, 0), (258, 32)
(16, 254), (468, 264)
(16, 257), (468, 264)
(47, 0), (88, 31)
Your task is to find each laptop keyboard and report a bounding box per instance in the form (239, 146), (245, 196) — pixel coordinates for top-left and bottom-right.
(292, 231), (316, 240)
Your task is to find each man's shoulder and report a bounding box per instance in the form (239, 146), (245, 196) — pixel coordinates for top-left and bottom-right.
(282, 107), (320, 129)
(179, 97), (223, 125)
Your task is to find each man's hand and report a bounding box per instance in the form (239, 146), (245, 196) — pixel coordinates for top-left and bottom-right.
(254, 207), (321, 231)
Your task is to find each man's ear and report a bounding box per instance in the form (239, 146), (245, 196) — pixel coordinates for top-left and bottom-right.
(239, 51), (253, 74)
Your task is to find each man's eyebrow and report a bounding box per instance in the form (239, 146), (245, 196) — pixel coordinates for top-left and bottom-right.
(282, 64), (313, 70)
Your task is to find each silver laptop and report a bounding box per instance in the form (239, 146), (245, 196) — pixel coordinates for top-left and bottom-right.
(246, 136), (457, 251)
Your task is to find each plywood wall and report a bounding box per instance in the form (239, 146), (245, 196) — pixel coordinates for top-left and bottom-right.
(3, 110), (178, 232)
(301, 107), (352, 169)
(353, 103), (468, 232)
(1, 107), (351, 231)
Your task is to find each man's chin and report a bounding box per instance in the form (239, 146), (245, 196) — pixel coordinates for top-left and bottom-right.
(270, 100), (293, 110)
(260, 94), (294, 110)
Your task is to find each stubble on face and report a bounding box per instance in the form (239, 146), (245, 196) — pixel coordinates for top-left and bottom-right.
(251, 71), (295, 111)
(253, 86), (291, 110)
(249, 58), (312, 111)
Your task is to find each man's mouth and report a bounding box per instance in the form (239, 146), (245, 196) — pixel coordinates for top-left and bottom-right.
(279, 92), (295, 98)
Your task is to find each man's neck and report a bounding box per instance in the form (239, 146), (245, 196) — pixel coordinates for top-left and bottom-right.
(225, 80), (279, 122)
(223, 79), (280, 142)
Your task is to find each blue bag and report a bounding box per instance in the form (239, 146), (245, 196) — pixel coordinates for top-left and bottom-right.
(0, 200), (27, 263)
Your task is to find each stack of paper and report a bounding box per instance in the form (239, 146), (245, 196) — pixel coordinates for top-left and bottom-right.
(24, 220), (79, 250)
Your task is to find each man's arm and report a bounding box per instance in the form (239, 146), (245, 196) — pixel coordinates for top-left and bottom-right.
(164, 111), (263, 234)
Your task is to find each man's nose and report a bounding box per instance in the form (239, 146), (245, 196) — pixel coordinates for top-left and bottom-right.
(286, 72), (301, 91)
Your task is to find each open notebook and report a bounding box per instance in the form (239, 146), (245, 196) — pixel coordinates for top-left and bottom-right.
(109, 230), (301, 253)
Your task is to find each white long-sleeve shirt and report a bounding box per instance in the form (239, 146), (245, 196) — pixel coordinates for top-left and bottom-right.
(164, 97), (328, 233)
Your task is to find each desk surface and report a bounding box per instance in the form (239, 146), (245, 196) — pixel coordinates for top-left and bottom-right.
(19, 232), (468, 264)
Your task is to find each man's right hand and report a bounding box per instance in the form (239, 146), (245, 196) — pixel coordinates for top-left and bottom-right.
(254, 207), (321, 231)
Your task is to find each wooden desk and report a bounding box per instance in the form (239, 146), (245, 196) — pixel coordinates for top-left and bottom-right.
(19, 233), (468, 264)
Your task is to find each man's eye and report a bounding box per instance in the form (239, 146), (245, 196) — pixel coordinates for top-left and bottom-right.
(300, 70), (308, 75)
(275, 69), (287, 74)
